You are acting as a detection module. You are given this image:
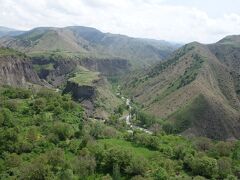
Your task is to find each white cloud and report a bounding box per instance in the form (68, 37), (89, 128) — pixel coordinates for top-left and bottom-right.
(0, 0), (240, 43)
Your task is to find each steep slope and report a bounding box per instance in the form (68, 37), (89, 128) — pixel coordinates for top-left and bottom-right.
(123, 41), (240, 140)
(208, 35), (240, 100)
(0, 26), (179, 67)
(0, 48), (42, 87)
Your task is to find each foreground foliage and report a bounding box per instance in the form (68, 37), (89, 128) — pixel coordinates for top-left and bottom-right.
(0, 86), (239, 179)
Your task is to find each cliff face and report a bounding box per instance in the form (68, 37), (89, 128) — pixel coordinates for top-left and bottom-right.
(31, 56), (130, 87)
(0, 55), (42, 87)
(31, 57), (77, 87)
(63, 81), (96, 101)
(63, 72), (121, 119)
(79, 58), (130, 76)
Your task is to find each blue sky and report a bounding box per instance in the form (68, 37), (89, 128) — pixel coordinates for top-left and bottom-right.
(0, 0), (240, 43)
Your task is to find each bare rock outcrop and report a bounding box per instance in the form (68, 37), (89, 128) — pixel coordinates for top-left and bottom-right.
(0, 55), (42, 87)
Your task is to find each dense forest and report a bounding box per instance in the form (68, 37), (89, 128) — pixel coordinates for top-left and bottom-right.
(0, 86), (240, 180)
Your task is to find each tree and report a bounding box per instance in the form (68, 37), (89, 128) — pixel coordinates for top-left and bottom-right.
(125, 157), (149, 176)
(112, 163), (121, 180)
(215, 141), (233, 157)
(194, 137), (213, 152)
(32, 98), (46, 114)
(193, 176), (206, 180)
(53, 122), (74, 141)
(191, 156), (218, 178)
(59, 169), (75, 180)
(72, 154), (96, 178)
(154, 167), (168, 180)
(232, 141), (240, 160)
(150, 123), (162, 136)
(47, 148), (65, 171)
(19, 157), (51, 180)
(217, 157), (232, 179)
(104, 147), (133, 174)
(4, 153), (21, 168)
(0, 108), (13, 127)
(89, 122), (105, 139)
(26, 127), (39, 143)
(162, 122), (176, 134)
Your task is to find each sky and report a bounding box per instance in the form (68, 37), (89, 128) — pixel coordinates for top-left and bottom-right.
(0, 0), (240, 43)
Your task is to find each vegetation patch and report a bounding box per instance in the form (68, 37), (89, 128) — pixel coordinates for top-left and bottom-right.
(0, 48), (27, 58)
(153, 53), (204, 103)
(0, 86), (239, 179)
(98, 139), (159, 158)
(148, 44), (195, 78)
(69, 70), (100, 86)
(166, 94), (208, 133)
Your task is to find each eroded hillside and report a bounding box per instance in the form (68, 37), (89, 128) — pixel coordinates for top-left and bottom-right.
(0, 48), (42, 87)
(123, 40), (240, 140)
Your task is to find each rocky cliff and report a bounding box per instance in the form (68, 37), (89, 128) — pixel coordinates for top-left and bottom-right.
(63, 70), (121, 119)
(0, 48), (42, 87)
(31, 55), (130, 87)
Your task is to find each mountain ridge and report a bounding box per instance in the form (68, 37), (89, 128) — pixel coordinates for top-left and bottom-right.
(122, 37), (240, 140)
(0, 26), (180, 67)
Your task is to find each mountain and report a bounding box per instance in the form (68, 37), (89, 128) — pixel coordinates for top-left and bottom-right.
(122, 36), (240, 140)
(0, 26), (179, 67)
(0, 26), (24, 37)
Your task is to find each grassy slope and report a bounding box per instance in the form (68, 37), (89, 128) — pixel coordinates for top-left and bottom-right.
(69, 70), (100, 86)
(98, 139), (159, 159)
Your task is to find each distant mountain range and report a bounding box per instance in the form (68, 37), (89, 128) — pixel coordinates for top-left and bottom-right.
(0, 26), (24, 37)
(0, 26), (180, 67)
(123, 35), (240, 140)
